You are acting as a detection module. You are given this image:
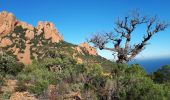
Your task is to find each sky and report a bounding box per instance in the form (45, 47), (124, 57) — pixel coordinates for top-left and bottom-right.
(0, 0), (170, 60)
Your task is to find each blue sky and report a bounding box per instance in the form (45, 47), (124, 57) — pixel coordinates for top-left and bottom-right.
(0, 0), (170, 59)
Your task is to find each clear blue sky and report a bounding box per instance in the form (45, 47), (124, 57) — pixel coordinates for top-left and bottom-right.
(0, 0), (170, 59)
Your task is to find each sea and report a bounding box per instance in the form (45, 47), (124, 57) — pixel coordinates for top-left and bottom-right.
(129, 57), (170, 73)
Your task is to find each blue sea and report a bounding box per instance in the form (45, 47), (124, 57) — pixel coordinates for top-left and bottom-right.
(129, 57), (170, 73)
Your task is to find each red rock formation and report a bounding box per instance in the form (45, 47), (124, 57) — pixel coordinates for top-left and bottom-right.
(80, 42), (98, 55)
(25, 30), (34, 40)
(18, 44), (32, 65)
(16, 21), (34, 31)
(0, 38), (12, 47)
(0, 11), (16, 37)
(0, 11), (64, 64)
(0, 11), (63, 42)
(37, 21), (63, 42)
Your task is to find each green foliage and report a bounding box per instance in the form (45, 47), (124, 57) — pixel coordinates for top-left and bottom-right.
(14, 55), (170, 99)
(95, 63), (170, 100)
(126, 64), (147, 77)
(0, 53), (24, 76)
(87, 64), (103, 76)
(0, 91), (12, 100)
(0, 75), (3, 86)
(125, 78), (164, 100)
(17, 61), (57, 95)
(28, 80), (49, 95)
(0, 26), (169, 99)
(152, 65), (170, 83)
(163, 83), (170, 98)
(84, 64), (106, 91)
(80, 53), (118, 73)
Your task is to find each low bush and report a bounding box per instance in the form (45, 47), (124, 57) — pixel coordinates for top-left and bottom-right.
(17, 61), (57, 95)
(0, 53), (24, 76)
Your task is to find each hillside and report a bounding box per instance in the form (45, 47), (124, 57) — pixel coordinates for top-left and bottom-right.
(0, 11), (170, 100)
(0, 11), (102, 64)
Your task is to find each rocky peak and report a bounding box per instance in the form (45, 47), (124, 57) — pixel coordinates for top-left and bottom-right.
(37, 21), (63, 42)
(0, 11), (16, 37)
(0, 11), (64, 64)
(0, 11), (63, 43)
(80, 42), (98, 55)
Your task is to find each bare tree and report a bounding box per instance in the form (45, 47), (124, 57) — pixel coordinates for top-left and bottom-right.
(89, 11), (169, 63)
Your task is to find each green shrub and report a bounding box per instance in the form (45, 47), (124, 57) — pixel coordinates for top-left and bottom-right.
(12, 50), (170, 99)
(126, 64), (147, 76)
(0, 53), (24, 76)
(28, 80), (49, 95)
(152, 65), (170, 83)
(17, 61), (57, 95)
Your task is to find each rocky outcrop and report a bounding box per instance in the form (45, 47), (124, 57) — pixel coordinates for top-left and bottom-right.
(73, 43), (98, 63)
(17, 44), (32, 64)
(25, 30), (34, 40)
(80, 42), (98, 55)
(0, 37), (12, 47)
(0, 11), (63, 42)
(0, 11), (64, 64)
(16, 21), (34, 31)
(37, 21), (63, 42)
(0, 11), (16, 37)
